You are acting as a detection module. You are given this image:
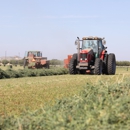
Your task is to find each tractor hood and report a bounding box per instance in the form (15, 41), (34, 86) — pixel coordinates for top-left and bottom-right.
(81, 48), (92, 53)
(80, 48), (94, 62)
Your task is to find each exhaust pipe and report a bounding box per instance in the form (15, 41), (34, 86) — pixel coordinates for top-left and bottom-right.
(75, 37), (80, 63)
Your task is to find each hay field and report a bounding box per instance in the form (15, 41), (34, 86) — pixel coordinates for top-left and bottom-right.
(0, 67), (130, 129)
(0, 67), (129, 116)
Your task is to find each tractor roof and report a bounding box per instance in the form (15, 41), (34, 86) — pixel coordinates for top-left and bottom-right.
(27, 51), (41, 52)
(82, 36), (105, 40)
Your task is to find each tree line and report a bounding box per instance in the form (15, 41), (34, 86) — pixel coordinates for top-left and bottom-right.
(116, 61), (130, 66)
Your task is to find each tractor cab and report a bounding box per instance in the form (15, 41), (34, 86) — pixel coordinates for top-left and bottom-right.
(81, 37), (106, 61)
(25, 51), (42, 58)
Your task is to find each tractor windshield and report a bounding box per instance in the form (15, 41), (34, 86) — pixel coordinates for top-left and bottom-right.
(32, 52), (41, 57)
(82, 40), (98, 53)
(26, 51), (42, 57)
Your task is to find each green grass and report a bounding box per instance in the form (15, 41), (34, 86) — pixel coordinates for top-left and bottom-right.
(0, 75), (86, 116)
(0, 67), (130, 129)
(0, 67), (129, 116)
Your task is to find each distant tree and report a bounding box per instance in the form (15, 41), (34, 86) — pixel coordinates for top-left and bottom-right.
(2, 60), (9, 65)
(116, 61), (130, 66)
(10, 60), (17, 65)
(18, 59), (24, 66)
(50, 59), (63, 65)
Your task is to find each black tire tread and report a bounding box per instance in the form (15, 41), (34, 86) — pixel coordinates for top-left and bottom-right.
(69, 54), (77, 74)
(94, 58), (102, 75)
(107, 53), (116, 75)
(102, 54), (108, 74)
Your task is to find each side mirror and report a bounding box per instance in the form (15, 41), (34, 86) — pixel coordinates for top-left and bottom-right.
(75, 39), (80, 45)
(102, 40), (106, 45)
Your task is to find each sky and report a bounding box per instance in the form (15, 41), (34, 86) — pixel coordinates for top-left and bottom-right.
(0, 0), (130, 61)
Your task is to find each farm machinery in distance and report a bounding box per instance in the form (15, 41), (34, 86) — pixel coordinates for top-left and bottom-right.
(23, 51), (49, 69)
(64, 36), (116, 75)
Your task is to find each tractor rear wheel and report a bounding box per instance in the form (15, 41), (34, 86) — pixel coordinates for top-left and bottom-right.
(102, 54), (108, 74)
(23, 58), (26, 69)
(45, 63), (49, 69)
(94, 58), (102, 75)
(107, 53), (116, 75)
(69, 54), (77, 74)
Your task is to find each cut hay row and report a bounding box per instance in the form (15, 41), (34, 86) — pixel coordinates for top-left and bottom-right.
(0, 68), (68, 79)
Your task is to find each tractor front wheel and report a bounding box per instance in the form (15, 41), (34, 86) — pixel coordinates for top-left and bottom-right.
(69, 56), (77, 74)
(94, 58), (102, 75)
(107, 53), (116, 75)
(102, 54), (108, 74)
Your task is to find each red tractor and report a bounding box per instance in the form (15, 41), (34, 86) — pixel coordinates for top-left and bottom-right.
(64, 36), (116, 75)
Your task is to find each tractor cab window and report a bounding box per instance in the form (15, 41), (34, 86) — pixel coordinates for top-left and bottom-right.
(24, 51), (28, 57)
(31, 52), (40, 57)
(28, 52), (33, 57)
(37, 52), (40, 57)
(98, 40), (103, 50)
(40, 52), (42, 57)
(82, 40), (98, 53)
(32, 52), (37, 57)
(98, 40), (104, 57)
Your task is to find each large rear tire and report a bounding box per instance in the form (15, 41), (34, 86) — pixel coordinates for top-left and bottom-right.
(107, 53), (116, 75)
(23, 58), (26, 69)
(69, 54), (77, 74)
(94, 58), (102, 75)
(102, 54), (108, 74)
(45, 61), (50, 69)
